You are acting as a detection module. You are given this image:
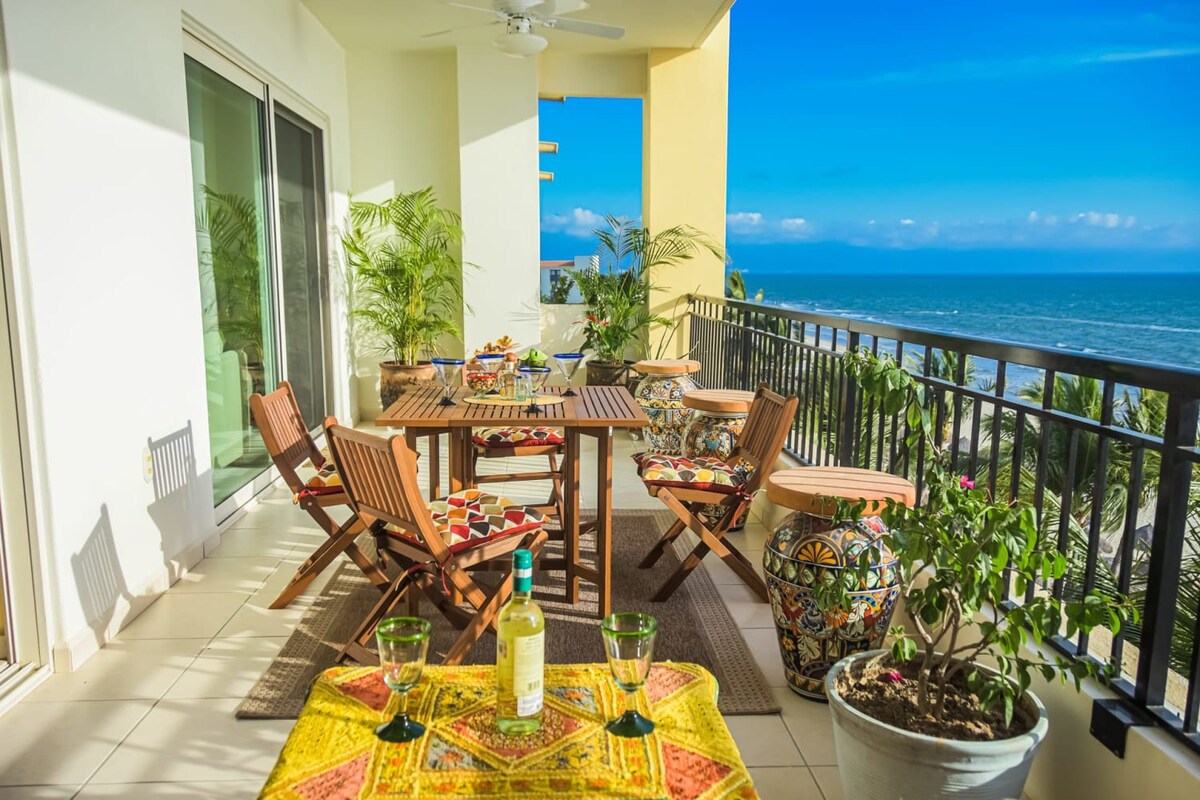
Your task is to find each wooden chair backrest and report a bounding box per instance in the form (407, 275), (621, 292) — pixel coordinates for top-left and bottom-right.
(248, 381), (324, 494)
(324, 423), (445, 559)
(730, 383), (799, 493)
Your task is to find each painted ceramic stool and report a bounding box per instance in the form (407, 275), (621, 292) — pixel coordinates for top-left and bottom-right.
(682, 389), (756, 461)
(763, 467), (916, 701)
(633, 359), (702, 455)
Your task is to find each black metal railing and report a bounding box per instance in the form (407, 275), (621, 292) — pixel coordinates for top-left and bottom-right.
(687, 293), (1200, 754)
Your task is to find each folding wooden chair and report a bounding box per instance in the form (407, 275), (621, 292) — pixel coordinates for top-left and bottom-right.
(636, 383), (799, 602)
(249, 382), (389, 609)
(326, 422), (549, 666)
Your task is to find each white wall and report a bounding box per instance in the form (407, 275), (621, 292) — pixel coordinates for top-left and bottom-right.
(0, 0), (351, 667)
(456, 45), (541, 356)
(344, 48), (461, 419)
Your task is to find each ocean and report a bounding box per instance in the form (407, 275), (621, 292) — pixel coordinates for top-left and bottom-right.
(713, 231), (1198, 392)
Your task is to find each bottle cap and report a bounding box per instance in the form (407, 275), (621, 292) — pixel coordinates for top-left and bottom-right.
(513, 549), (533, 592)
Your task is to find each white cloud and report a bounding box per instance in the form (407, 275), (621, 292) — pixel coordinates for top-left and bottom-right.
(722, 210), (1194, 250)
(726, 212), (764, 233)
(542, 207), (606, 237)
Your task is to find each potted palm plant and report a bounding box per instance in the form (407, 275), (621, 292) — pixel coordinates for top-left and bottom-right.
(814, 348), (1137, 800)
(342, 188), (467, 410)
(569, 216), (722, 386)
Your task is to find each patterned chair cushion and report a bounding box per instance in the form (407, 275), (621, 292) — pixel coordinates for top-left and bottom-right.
(472, 426), (565, 448)
(293, 468), (342, 503)
(387, 489), (545, 551)
(633, 452), (750, 495)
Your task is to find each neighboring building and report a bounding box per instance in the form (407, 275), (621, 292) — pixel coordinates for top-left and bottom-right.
(539, 256), (595, 304)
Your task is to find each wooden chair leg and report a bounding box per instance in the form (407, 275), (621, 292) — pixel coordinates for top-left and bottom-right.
(441, 530), (547, 665)
(650, 492), (761, 602)
(336, 571), (417, 664)
(638, 517), (687, 569)
(270, 516), (387, 609)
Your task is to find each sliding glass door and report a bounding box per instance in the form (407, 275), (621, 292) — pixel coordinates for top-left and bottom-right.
(273, 109), (328, 426)
(186, 56), (276, 505)
(184, 44), (331, 509)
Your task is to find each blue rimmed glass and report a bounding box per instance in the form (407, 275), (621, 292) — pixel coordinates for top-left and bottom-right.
(431, 358), (464, 406)
(375, 616), (432, 743)
(518, 365), (552, 414)
(601, 612), (658, 737)
(476, 353), (505, 395)
(554, 352), (586, 396)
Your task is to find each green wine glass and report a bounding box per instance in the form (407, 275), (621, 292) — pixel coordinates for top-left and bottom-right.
(601, 612), (658, 737)
(375, 616), (432, 743)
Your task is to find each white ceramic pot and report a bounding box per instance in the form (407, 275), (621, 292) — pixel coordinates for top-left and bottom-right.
(826, 650), (1048, 800)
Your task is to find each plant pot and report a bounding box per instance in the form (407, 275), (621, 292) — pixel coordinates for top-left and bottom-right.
(380, 360), (436, 410)
(586, 360), (630, 386)
(826, 650), (1048, 800)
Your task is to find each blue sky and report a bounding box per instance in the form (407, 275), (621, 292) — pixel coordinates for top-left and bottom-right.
(540, 0), (1200, 266)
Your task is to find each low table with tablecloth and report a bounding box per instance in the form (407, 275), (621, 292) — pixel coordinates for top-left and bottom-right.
(260, 662), (757, 799)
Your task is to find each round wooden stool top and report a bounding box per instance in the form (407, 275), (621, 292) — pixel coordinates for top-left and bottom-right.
(634, 359), (702, 376)
(682, 389), (756, 414)
(766, 467), (917, 517)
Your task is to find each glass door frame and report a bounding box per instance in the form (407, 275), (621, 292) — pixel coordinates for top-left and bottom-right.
(183, 33), (335, 524)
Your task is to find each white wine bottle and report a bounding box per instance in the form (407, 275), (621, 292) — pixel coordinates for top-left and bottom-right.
(496, 548), (544, 734)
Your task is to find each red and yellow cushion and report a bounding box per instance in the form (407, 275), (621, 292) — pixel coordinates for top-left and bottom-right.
(633, 452), (749, 494)
(472, 426), (565, 448)
(292, 467), (342, 503)
(386, 489), (545, 551)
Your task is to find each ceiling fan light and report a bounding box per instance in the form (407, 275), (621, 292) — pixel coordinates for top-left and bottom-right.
(493, 31), (547, 57)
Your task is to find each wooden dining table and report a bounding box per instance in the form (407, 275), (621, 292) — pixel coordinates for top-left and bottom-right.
(375, 384), (649, 618)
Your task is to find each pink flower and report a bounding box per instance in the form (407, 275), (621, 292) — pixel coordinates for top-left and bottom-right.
(959, 475), (975, 490)
(879, 670), (904, 684)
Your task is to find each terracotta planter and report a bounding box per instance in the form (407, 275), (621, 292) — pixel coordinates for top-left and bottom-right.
(379, 360), (435, 410)
(586, 360), (630, 386)
(827, 651), (1048, 800)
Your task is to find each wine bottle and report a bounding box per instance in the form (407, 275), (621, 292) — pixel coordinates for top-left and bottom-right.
(496, 549), (545, 734)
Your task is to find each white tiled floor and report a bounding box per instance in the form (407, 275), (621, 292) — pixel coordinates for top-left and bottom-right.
(0, 430), (843, 799)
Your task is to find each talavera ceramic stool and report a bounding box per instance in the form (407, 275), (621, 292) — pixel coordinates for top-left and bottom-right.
(633, 359), (701, 455)
(763, 467), (916, 700)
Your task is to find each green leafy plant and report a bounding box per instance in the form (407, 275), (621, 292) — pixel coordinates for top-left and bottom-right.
(817, 348), (1137, 726)
(542, 272), (576, 304)
(725, 268), (763, 302)
(341, 188), (468, 365)
(570, 215), (723, 363)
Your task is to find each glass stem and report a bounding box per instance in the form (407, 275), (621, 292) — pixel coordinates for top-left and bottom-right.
(624, 689), (638, 717)
(396, 688), (410, 722)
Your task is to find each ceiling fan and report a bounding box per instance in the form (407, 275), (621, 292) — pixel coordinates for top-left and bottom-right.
(424, 0), (625, 58)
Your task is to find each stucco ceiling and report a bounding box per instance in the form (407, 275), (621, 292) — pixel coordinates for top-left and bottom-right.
(300, 0), (733, 54)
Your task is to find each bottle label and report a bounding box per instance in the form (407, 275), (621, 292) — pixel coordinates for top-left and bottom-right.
(510, 631), (544, 716)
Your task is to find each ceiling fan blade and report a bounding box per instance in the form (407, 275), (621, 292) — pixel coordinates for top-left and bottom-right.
(542, 16), (624, 40)
(529, 0), (589, 16)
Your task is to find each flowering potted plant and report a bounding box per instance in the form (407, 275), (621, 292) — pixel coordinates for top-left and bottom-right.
(815, 348), (1136, 800)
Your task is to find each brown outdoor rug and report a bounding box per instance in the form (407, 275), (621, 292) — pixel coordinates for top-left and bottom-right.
(236, 509), (779, 718)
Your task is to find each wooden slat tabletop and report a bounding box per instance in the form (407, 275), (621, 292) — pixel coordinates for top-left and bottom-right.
(375, 385), (648, 429)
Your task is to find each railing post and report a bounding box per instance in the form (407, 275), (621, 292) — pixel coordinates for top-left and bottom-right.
(1135, 392), (1199, 707)
(837, 331), (861, 467)
(739, 307), (753, 389)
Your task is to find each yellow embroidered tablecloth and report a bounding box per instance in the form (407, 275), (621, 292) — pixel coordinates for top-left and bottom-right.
(261, 662), (758, 799)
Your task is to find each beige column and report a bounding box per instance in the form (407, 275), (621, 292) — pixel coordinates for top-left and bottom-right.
(642, 14), (731, 358)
